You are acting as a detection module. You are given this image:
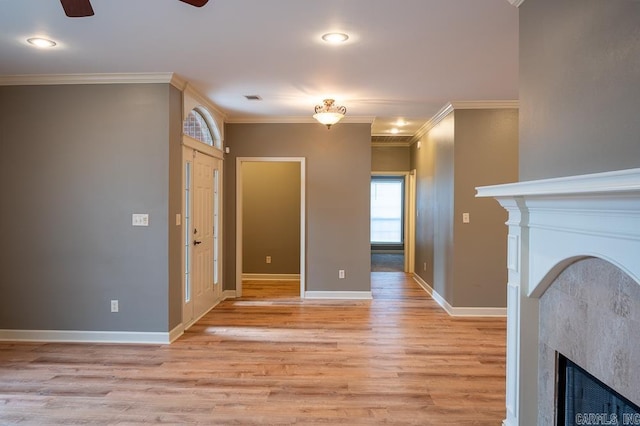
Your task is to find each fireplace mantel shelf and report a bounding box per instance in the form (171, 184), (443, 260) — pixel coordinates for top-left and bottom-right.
(476, 167), (640, 198)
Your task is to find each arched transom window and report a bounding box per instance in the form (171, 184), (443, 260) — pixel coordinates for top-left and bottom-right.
(183, 108), (215, 146)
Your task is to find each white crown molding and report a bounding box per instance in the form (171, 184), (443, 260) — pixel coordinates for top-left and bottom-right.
(225, 115), (376, 125)
(371, 141), (413, 148)
(507, 0), (526, 7)
(0, 72), (185, 87)
(412, 102), (454, 142)
(169, 73), (188, 90)
(412, 100), (519, 144)
(450, 100), (519, 110)
(183, 83), (227, 121)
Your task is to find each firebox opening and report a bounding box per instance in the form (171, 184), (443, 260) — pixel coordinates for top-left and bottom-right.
(557, 353), (640, 425)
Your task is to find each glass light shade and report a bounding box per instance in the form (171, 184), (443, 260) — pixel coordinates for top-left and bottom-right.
(313, 112), (344, 126)
(313, 99), (347, 129)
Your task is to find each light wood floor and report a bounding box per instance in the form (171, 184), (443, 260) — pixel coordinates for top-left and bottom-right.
(0, 273), (506, 425)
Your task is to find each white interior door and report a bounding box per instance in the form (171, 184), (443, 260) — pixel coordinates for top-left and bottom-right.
(183, 148), (222, 327)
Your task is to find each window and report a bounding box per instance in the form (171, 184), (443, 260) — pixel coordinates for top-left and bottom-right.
(371, 177), (404, 244)
(183, 109), (215, 146)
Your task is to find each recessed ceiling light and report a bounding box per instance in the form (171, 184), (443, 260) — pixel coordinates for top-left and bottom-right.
(27, 37), (57, 48)
(390, 128), (400, 134)
(394, 119), (408, 127)
(321, 32), (349, 44)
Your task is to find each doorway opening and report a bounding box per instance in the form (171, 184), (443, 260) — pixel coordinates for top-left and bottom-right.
(370, 172), (415, 273)
(236, 157), (306, 299)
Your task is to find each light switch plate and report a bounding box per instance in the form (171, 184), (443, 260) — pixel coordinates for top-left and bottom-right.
(132, 213), (149, 227)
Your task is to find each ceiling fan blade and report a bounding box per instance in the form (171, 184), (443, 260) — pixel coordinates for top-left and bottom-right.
(60, 0), (94, 17)
(179, 0), (209, 7)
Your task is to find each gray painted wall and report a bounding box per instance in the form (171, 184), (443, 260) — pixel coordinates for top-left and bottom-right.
(410, 126), (438, 292)
(242, 162), (301, 274)
(452, 109), (518, 307)
(411, 109), (518, 308)
(520, 0), (640, 180)
(0, 84), (176, 332)
(433, 114), (456, 304)
(168, 85), (183, 330)
(371, 146), (410, 172)
(224, 123), (371, 293)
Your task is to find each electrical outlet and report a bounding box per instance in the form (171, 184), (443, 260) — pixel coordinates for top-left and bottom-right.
(110, 300), (119, 313)
(266, 256), (272, 264)
(462, 212), (470, 223)
(339, 269), (345, 279)
(423, 262), (427, 271)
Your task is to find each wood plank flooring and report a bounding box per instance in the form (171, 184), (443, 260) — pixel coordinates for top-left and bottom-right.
(0, 273), (506, 425)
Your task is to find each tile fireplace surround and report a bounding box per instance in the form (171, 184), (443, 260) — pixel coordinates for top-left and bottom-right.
(476, 168), (640, 426)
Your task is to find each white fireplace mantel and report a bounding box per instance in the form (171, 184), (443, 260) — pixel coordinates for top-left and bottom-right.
(476, 167), (640, 426)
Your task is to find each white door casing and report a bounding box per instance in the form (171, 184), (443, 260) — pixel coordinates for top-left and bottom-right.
(236, 157), (306, 298)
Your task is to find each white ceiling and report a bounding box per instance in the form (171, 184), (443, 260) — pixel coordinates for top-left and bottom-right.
(0, 0), (519, 137)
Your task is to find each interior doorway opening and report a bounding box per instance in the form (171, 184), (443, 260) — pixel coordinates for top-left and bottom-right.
(236, 157), (306, 298)
(370, 172), (415, 273)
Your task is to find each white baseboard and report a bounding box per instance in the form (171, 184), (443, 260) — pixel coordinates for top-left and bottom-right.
(242, 273), (300, 281)
(304, 291), (372, 300)
(0, 329), (174, 344)
(449, 306), (506, 317)
(223, 289), (237, 299)
(0, 295), (237, 345)
(412, 274), (506, 317)
(168, 323), (184, 343)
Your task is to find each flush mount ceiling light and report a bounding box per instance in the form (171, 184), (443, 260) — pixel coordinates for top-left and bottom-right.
(26, 37), (57, 48)
(313, 99), (347, 129)
(321, 32), (349, 44)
